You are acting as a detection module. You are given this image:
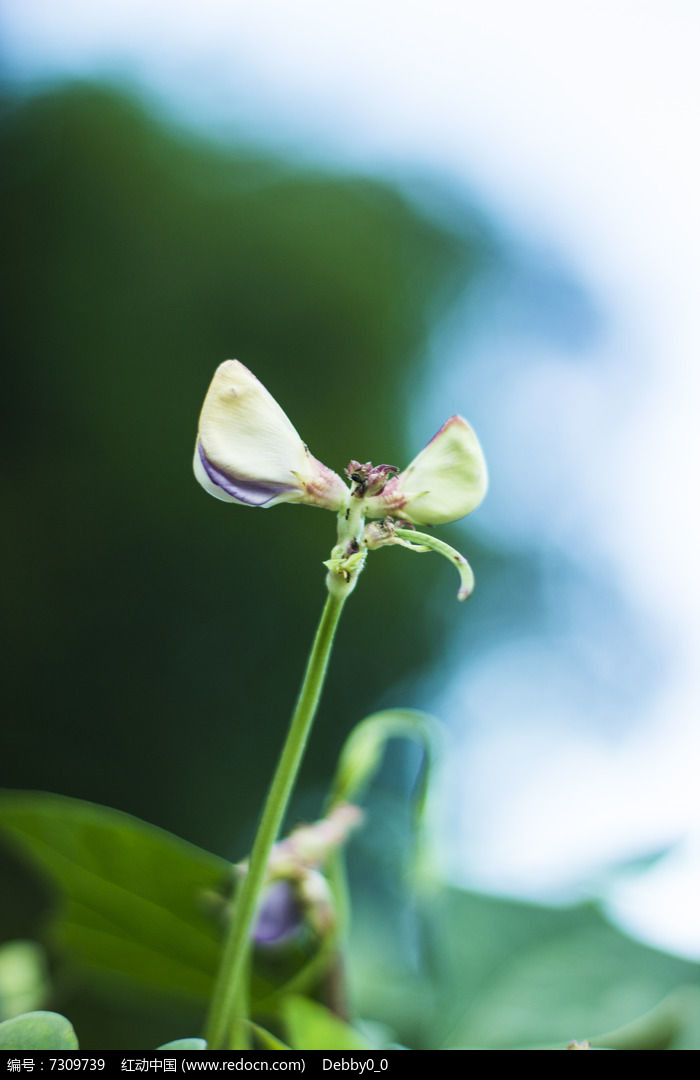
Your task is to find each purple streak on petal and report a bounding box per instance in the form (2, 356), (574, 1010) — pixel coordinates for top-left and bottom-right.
(253, 880), (302, 946)
(198, 442), (297, 506)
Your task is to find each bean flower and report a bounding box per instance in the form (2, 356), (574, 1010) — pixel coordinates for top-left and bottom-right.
(194, 360), (487, 598)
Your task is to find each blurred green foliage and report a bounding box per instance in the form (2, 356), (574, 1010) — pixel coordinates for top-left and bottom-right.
(0, 792), (226, 1001)
(0, 940), (49, 1020)
(350, 876), (700, 1049)
(1, 788), (698, 1049)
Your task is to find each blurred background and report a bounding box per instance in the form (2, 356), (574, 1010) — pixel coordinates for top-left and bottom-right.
(1, 0), (700, 1049)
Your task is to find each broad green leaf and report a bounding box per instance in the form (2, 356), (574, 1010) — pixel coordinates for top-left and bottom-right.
(0, 792), (230, 999)
(282, 995), (372, 1051)
(436, 892), (700, 1050)
(248, 1020), (292, 1050)
(328, 709), (441, 821)
(0, 940), (49, 1020)
(349, 882), (700, 1050)
(0, 1010), (78, 1051)
(157, 1038), (208, 1050)
(587, 987), (700, 1052)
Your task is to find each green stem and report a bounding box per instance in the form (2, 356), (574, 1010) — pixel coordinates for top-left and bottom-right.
(204, 587), (348, 1050)
(229, 955), (251, 1050)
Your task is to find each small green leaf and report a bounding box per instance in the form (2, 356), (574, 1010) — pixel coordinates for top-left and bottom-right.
(247, 1020), (292, 1050)
(0, 1010), (78, 1051)
(0, 792), (230, 998)
(282, 996), (372, 1051)
(328, 708), (441, 822)
(0, 940), (49, 1020)
(157, 1038), (208, 1050)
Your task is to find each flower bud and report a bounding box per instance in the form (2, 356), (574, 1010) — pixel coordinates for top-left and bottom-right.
(235, 805), (363, 948)
(363, 415), (487, 526)
(194, 360), (348, 510)
(252, 880), (302, 946)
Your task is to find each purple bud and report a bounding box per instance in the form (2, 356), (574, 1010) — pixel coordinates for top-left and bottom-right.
(253, 880), (302, 946)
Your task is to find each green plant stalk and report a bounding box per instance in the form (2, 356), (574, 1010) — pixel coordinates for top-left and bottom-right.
(204, 586), (348, 1050)
(229, 953), (251, 1051)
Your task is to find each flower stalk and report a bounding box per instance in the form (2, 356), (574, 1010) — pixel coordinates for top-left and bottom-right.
(204, 569), (353, 1049)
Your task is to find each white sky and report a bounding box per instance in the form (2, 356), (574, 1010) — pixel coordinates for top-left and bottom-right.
(3, 0), (700, 956)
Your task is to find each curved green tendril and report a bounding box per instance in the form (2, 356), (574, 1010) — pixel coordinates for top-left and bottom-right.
(394, 528), (474, 600)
